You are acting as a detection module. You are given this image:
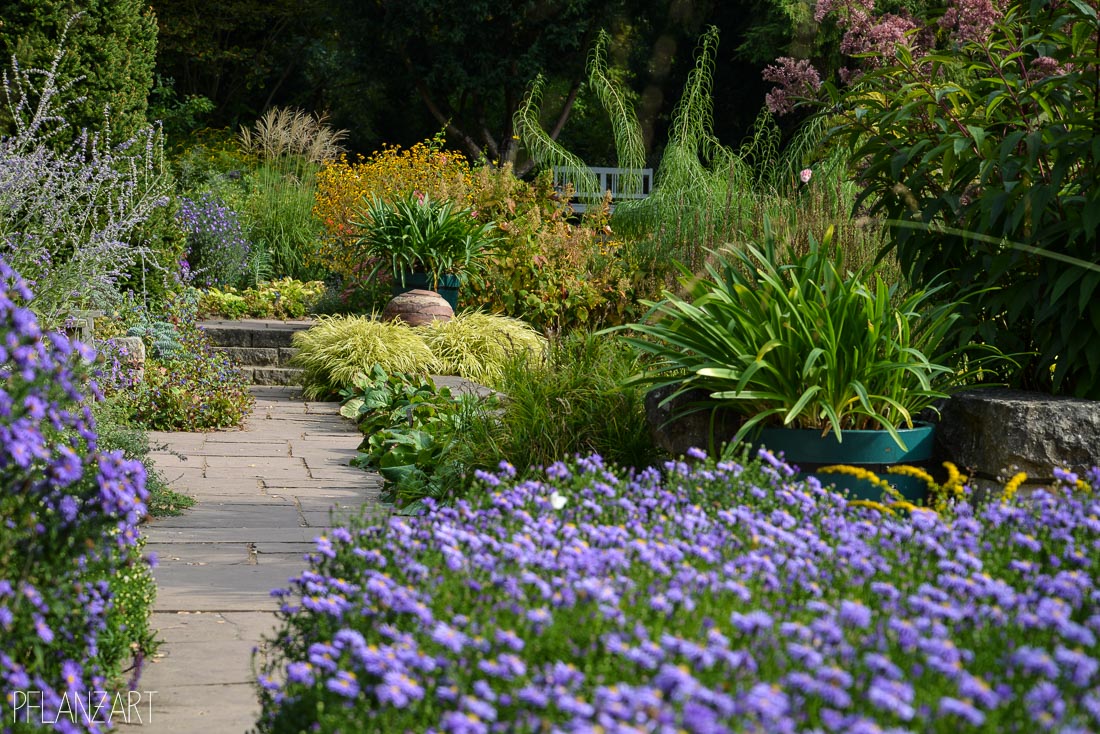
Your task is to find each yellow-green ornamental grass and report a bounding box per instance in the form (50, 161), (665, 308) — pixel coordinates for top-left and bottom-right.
(419, 312), (546, 385)
(292, 312), (546, 399)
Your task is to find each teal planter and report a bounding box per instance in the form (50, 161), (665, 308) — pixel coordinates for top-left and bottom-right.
(756, 423), (936, 503)
(393, 272), (460, 311)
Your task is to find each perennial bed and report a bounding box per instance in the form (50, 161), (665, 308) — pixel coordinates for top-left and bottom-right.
(256, 451), (1100, 733)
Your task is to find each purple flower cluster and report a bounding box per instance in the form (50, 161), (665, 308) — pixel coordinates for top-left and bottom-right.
(0, 257), (149, 731)
(0, 42), (170, 325)
(762, 57), (824, 116)
(256, 452), (1100, 733)
(176, 193), (252, 288)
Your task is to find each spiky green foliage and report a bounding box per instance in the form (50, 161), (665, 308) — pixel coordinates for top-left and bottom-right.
(418, 312), (547, 386)
(292, 316), (438, 400)
(514, 75), (598, 207)
(449, 330), (658, 475)
(613, 26), (744, 268)
(586, 30), (645, 196)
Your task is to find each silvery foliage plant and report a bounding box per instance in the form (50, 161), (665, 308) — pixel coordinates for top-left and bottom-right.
(0, 17), (169, 327)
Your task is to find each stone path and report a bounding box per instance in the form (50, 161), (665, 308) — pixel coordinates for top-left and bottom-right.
(128, 387), (381, 734)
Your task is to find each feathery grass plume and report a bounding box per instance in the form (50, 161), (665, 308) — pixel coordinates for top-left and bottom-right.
(587, 30), (646, 196)
(417, 312), (547, 387)
(291, 316), (437, 399)
(612, 26), (743, 272)
(238, 107), (348, 164)
(513, 74), (599, 208)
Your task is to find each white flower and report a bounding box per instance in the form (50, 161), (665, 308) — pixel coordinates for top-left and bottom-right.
(549, 492), (567, 510)
(800, 168), (813, 184)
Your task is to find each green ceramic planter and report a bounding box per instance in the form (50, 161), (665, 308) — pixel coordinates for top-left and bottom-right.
(393, 272), (460, 311)
(756, 422), (936, 503)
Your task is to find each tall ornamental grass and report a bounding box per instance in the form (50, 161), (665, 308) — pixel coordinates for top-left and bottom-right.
(255, 450), (1100, 733)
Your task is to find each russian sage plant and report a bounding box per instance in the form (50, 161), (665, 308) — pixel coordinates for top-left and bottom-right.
(0, 24), (170, 327)
(0, 256), (153, 729)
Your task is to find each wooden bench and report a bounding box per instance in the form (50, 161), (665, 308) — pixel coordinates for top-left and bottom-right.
(553, 166), (654, 213)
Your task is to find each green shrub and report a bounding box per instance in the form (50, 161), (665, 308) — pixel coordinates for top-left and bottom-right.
(197, 279), (326, 320)
(822, 0), (1100, 397)
(453, 330), (657, 474)
(465, 167), (663, 334)
(128, 291), (254, 430)
(0, 3), (157, 144)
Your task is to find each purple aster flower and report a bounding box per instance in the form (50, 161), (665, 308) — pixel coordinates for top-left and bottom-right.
(286, 662), (315, 686)
(441, 710), (488, 734)
(838, 600), (873, 629)
(376, 671), (423, 708)
(431, 622), (469, 654)
(730, 610), (774, 635)
(939, 696), (985, 726)
(326, 670), (360, 698)
(868, 677), (915, 720)
(34, 617), (54, 644)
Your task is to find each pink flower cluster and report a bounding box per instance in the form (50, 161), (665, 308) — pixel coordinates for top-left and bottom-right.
(762, 58), (823, 115)
(940, 0), (1004, 44)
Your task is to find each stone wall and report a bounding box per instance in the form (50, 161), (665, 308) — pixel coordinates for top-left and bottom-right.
(935, 389), (1100, 483)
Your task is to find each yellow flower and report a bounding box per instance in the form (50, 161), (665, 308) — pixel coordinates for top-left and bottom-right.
(819, 464), (897, 498)
(886, 464), (936, 489)
(1001, 472), (1028, 503)
(847, 499), (895, 515)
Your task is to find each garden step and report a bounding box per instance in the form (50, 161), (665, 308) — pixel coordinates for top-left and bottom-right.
(200, 318), (314, 349)
(239, 366), (303, 387)
(201, 320), (312, 386)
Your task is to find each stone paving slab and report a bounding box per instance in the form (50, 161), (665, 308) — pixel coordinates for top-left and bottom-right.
(147, 527), (320, 544)
(140, 385), (376, 733)
(198, 442), (292, 457)
(204, 455), (305, 470)
(116, 681), (258, 734)
(152, 561), (302, 612)
(149, 504), (305, 529)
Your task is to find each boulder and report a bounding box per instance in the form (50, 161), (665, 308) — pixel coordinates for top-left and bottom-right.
(114, 335), (146, 384)
(936, 389), (1100, 481)
(644, 384), (743, 458)
(381, 289), (453, 327)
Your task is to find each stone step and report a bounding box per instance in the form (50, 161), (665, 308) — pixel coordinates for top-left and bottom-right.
(201, 320), (313, 386)
(238, 366), (302, 387)
(200, 319), (314, 349)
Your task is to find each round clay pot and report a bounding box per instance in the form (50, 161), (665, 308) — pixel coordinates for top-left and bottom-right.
(381, 289), (454, 327)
